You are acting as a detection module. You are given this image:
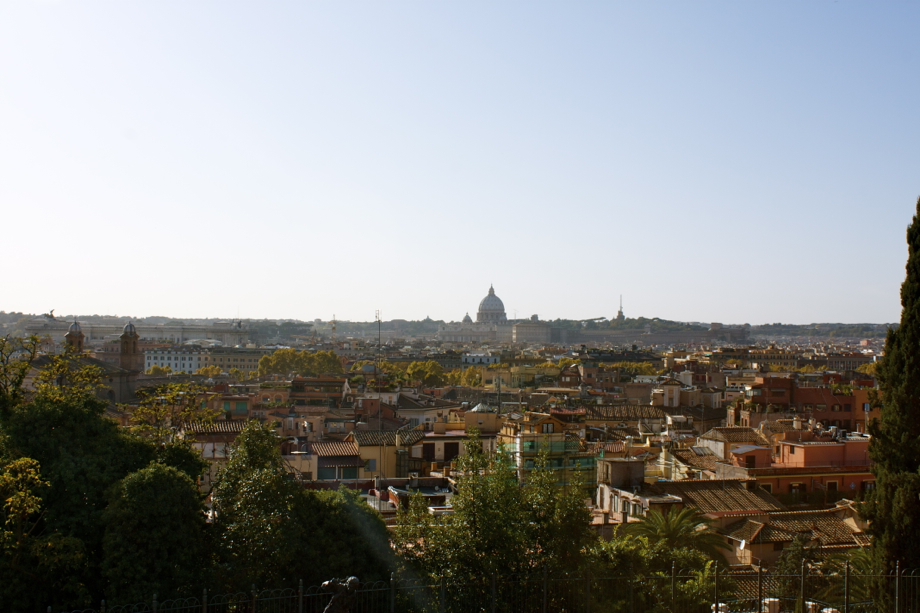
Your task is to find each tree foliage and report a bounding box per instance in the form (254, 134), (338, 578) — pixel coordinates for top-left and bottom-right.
(865, 196), (920, 575)
(0, 457), (87, 611)
(195, 365), (222, 377)
(394, 431), (593, 579)
(258, 349), (343, 377)
(102, 463), (211, 603)
(0, 335), (42, 418)
(211, 421), (392, 590)
(624, 506), (729, 565)
(128, 382), (216, 447)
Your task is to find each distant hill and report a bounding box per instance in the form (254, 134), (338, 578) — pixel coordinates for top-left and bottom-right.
(750, 323), (895, 339)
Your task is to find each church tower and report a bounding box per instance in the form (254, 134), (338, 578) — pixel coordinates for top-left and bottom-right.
(119, 322), (144, 372)
(64, 320), (85, 353)
(616, 296), (625, 323)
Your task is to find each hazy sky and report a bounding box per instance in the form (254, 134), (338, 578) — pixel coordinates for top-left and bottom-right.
(2, 2), (917, 324)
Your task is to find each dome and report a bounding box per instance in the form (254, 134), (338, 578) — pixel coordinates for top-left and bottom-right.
(476, 285), (507, 323)
(123, 321), (137, 335)
(462, 312), (473, 323)
(67, 320), (81, 333)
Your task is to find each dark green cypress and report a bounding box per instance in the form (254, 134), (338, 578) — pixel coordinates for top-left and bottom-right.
(866, 196), (920, 574)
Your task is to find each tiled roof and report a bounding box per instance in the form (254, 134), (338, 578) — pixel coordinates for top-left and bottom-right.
(349, 430), (425, 447)
(671, 448), (719, 472)
(759, 420), (797, 434)
(651, 480), (785, 514)
(310, 441), (360, 457)
(587, 405), (667, 421)
(723, 510), (861, 546)
(183, 420), (250, 434)
(701, 427), (771, 446)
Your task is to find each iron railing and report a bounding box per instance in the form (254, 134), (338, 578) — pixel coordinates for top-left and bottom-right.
(52, 564), (920, 613)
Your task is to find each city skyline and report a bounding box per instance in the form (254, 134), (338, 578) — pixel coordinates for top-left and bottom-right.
(2, 2), (918, 323)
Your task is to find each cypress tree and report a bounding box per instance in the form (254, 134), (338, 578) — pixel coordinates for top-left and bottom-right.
(866, 196), (920, 573)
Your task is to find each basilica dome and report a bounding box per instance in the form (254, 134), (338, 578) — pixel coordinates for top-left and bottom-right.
(477, 285), (507, 323)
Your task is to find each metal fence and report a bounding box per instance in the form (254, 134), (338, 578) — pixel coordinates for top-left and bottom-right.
(53, 565), (920, 613)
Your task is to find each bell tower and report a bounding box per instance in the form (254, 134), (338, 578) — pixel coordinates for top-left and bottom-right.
(64, 320), (85, 353)
(119, 322), (144, 372)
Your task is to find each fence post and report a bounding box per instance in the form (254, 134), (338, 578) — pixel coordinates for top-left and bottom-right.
(844, 561), (849, 613)
(671, 561), (676, 613)
(252, 584), (257, 613)
(101, 600), (106, 613)
(439, 573), (446, 613)
(543, 566), (549, 613)
(491, 573), (496, 613)
(390, 573), (396, 613)
(714, 562), (719, 608)
(800, 560), (806, 613)
(153, 593), (158, 613)
(630, 573), (634, 613)
(298, 579), (303, 613)
(585, 571), (591, 613)
(202, 588), (208, 613)
(896, 561), (901, 613)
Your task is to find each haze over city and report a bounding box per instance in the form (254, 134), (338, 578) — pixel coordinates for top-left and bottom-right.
(2, 2), (918, 323)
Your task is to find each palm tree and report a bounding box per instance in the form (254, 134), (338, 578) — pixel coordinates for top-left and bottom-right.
(625, 506), (730, 564)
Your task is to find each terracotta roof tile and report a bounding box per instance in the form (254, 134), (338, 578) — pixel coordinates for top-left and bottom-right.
(348, 430), (425, 447)
(723, 510), (861, 546)
(183, 420), (250, 434)
(310, 441), (360, 457)
(587, 405), (667, 421)
(651, 480), (785, 514)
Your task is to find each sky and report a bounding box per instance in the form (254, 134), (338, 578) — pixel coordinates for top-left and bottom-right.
(1, 1), (918, 325)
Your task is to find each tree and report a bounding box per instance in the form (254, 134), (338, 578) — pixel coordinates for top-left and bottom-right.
(0, 335), (42, 418)
(557, 358), (581, 369)
(128, 382), (217, 447)
(857, 362), (879, 376)
(460, 366), (482, 387)
(212, 421), (391, 590)
(258, 349), (344, 377)
(604, 361), (660, 377)
(145, 364), (172, 376)
(0, 457), (87, 611)
(196, 365), (222, 377)
(865, 196), (920, 575)
(102, 464), (211, 603)
(590, 536), (722, 613)
(228, 367), (246, 382)
(0, 353), (157, 606)
(406, 360), (445, 386)
(393, 431), (593, 580)
(625, 506), (729, 565)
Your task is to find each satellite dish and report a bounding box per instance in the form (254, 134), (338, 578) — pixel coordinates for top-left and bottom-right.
(740, 539), (747, 550)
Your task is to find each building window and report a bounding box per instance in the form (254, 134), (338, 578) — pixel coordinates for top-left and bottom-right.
(542, 423), (554, 434)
